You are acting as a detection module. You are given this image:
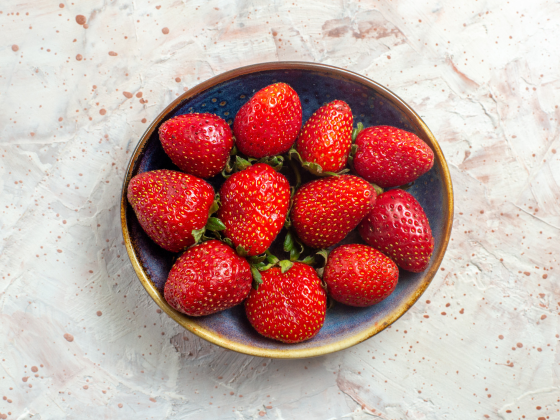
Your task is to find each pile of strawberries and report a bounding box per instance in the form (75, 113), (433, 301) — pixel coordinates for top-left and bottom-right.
(127, 82), (435, 344)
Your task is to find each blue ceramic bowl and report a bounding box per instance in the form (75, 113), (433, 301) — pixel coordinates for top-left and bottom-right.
(121, 62), (453, 358)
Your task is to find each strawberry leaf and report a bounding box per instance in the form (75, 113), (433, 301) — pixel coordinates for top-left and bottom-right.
(371, 182), (384, 196)
(299, 255), (315, 265)
(248, 254), (267, 264)
(206, 217), (226, 232)
(191, 227), (206, 244)
(283, 231), (295, 252)
(259, 155), (284, 171)
(234, 155), (252, 171)
(250, 267), (263, 290)
(352, 122), (364, 142)
(278, 260), (294, 273)
(265, 250), (279, 265)
(222, 237), (234, 247)
(236, 245), (248, 257)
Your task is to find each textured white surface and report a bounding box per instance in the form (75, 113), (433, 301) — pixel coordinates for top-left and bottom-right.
(1, 0), (560, 419)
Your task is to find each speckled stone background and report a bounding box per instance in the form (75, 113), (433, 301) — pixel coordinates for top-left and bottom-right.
(1, 0), (559, 419)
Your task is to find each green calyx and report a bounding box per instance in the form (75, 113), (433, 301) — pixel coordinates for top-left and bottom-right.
(247, 250), (295, 290)
(288, 147), (349, 177)
(191, 195), (225, 244)
(351, 122), (364, 143)
(371, 182), (384, 196)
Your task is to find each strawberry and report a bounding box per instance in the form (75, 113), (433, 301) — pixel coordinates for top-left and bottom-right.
(233, 83), (302, 158)
(164, 240), (252, 316)
(323, 244), (398, 307)
(245, 262), (326, 343)
(353, 125), (434, 188)
(159, 113), (234, 178)
(295, 100), (353, 174)
(127, 170), (214, 253)
(291, 175), (375, 248)
(217, 163), (290, 256)
(358, 189), (434, 272)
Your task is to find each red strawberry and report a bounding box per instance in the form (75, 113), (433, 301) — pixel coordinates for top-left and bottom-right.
(218, 163), (290, 256)
(323, 244), (398, 307)
(295, 100), (353, 174)
(164, 240), (252, 316)
(291, 175), (375, 248)
(159, 113), (234, 178)
(353, 126), (434, 188)
(245, 262), (326, 343)
(358, 189), (434, 272)
(127, 170), (214, 253)
(233, 83), (302, 158)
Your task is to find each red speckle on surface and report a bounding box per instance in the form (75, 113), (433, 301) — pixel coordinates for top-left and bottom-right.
(76, 54), (83, 61)
(498, 335), (504, 339)
(96, 311), (102, 316)
(516, 342), (523, 348)
(175, 77), (181, 82)
(123, 92), (133, 98)
(83, 385), (88, 390)
(31, 366), (38, 373)
(136, 92), (143, 98)
(141, 118), (147, 123)
(75, 15), (86, 25)
(100, 109), (107, 115)
(118, 404), (123, 408)
(12, 45), (19, 52)
(22, 377), (29, 382)
(64, 333), (74, 342)
(162, 27), (169, 34)
(149, 397), (156, 403)
(108, 51), (118, 56)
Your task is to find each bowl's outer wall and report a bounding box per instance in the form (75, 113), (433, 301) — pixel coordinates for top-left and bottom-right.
(123, 64), (453, 357)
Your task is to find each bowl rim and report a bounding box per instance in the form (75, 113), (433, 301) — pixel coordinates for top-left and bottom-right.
(120, 61), (454, 359)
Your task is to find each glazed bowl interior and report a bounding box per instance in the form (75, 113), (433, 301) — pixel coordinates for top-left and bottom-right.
(121, 62), (453, 358)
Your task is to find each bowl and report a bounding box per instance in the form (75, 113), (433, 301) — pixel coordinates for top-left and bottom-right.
(120, 61), (454, 358)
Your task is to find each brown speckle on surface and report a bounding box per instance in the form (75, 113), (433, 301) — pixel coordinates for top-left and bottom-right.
(108, 51), (118, 56)
(123, 92), (133, 98)
(99, 109), (107, 115)
(12, 45), (19, 52)
(63, 333), (74, 342)
(75, 15), (86, 25)
(76, 54), (83, 61)
(162, 27), (169, 34)
(96, 311), (102, 316)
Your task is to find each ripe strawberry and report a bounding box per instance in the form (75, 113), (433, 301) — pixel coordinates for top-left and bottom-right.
(159, 113), (234, 178)
(358, 189), (434, 272)
(164, 240), (252, 316)
(353, 126), (434, 188)
(295, 100), (353, 174)
(323, 244), (398, 307)
(127, 170), (214, 253)
(245, 262), (326, 343)
(233, 83), (302, 158)
(291, 175), (375, 248)
(218, 163), (290, 256)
